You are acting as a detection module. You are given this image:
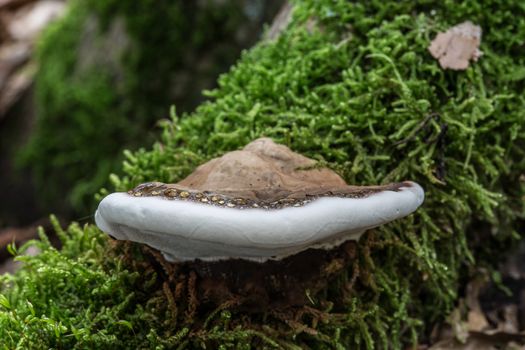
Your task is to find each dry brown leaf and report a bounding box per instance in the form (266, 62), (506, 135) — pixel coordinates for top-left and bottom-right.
(429, 330), (525, 350)
(468, 310), (489, 332)
(428, 21), (482, 70)
(429, 336), (496, 350)
(466, 274), (490, 332)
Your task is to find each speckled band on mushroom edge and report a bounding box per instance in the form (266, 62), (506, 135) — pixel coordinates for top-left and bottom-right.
(127, 181), (413, 210)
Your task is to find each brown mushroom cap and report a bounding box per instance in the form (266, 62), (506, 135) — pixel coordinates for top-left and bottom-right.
(132, 138), (406, 203)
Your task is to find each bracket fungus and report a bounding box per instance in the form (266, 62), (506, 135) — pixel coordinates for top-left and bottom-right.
(96, 138), (425, 263)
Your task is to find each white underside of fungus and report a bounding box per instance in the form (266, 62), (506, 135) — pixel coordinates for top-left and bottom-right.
(96, 183), (424, 262)
(95, 138), (425, 262)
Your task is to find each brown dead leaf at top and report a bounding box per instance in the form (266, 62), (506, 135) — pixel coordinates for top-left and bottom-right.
(428, 21), (482, 70)
(134, 138), (410, 203)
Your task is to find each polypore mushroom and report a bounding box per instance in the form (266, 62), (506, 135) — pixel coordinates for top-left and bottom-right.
(95, 138), (424, 262)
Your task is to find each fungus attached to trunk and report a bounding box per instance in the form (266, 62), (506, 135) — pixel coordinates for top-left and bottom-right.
(95, 138), (425, 263)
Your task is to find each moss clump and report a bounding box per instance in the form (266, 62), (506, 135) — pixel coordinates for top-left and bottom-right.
(107, 0), (525, 345)
(2, 0), (525, 348)
(1, 218), (330, 349)
(18, 0), (276, 215)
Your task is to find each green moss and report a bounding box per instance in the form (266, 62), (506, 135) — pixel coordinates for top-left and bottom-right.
(18, 0), (270, 215)
(3, 0), (525, 348)
(107, 0), (525, 345)
(0, 218), (320, 349)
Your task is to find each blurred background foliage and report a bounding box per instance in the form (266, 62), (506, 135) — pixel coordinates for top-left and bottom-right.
(8, 0), (281, 221)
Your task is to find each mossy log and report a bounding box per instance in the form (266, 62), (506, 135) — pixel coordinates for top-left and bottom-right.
(1, 0), (525, 349)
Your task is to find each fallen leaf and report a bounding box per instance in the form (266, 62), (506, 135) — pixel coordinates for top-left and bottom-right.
(428, 21), (482, 70)
(466, 274), (490, 332)
(468, 310), (489, 332)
